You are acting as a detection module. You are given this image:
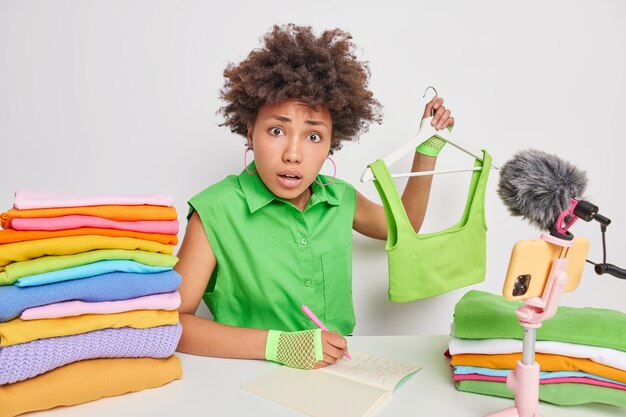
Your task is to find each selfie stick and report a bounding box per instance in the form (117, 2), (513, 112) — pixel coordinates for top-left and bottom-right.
(485, 230), (573, 417)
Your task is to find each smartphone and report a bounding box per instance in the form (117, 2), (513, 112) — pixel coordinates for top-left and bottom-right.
(502, 237), (590, 300)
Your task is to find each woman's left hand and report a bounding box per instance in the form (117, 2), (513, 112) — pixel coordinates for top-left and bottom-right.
(422, 96), (455, 131)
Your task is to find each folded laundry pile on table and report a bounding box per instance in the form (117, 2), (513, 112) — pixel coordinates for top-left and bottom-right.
(447, 290), (626, 408)
(0, 190), (183, 417)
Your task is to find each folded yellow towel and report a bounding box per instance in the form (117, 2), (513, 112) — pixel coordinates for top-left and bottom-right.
(0, 309), (179, 346)
(0, 235), (173, 268)
(0, 355), (182, 417)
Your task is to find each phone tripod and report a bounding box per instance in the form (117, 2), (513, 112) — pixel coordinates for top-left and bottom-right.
(485, 232), (574, 417)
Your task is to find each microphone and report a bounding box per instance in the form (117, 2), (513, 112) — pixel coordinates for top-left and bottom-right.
(497, 149), (588, 232)
(497, 149), (624, 280)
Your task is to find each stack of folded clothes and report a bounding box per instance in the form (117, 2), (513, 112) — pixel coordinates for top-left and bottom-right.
(447, 290), (626, 408)
(0, 190), (184, 417)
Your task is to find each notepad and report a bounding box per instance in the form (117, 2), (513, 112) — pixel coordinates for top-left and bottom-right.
(242, 350), (421, 417)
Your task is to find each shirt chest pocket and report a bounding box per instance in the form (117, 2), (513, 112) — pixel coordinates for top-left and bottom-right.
(321, 244), (354, 323)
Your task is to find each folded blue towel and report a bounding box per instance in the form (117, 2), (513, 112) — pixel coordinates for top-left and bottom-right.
(15, 259), (171, 287)
(0, 270), (181, 322)
(453, 365), (626, 386)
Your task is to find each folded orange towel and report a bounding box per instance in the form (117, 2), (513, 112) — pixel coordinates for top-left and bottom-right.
(1, 205), (177, 229)
(451, 352), (626, 384)
(0, 227), (177, 245)
(0, 355), (182, 417)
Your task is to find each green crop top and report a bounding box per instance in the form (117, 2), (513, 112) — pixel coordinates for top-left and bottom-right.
(369, 150), (492, 302)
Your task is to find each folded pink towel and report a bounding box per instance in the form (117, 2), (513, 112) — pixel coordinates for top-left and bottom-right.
(453, 373), (626, 391)
(21, 291), (181, 320)
(14, 190), (173, 209)
(11, 215), (179, 234)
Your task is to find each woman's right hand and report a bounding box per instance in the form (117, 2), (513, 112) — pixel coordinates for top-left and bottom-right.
(314, 330), (349, 369)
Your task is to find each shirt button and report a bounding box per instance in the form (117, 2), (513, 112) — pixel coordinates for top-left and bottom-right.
(301, 238), (308, 245)
(308, 320), (314, 326)
(304, 279), (312, 287)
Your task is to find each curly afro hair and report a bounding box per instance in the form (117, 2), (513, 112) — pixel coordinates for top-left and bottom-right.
(218, 24), (383, 152)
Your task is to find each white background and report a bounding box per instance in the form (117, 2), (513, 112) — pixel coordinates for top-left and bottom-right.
(1, 0), (624, 335)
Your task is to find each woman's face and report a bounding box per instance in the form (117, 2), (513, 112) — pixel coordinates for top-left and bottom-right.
(247, 99), (333, 211)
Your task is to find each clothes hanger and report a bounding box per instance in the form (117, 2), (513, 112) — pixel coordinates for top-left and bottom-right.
(360, 86), (500, 182)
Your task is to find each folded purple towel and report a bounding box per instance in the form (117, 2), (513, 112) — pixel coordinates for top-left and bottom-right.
(0, 323), (182, 385)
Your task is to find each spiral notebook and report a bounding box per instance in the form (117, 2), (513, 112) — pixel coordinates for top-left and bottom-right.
(242, 350), (421, 417)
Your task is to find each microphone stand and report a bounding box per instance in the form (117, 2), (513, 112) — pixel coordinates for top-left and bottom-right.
(485, 232), (573, 417)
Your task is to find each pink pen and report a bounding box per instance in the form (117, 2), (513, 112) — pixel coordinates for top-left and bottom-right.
(301, 304), (351, 360)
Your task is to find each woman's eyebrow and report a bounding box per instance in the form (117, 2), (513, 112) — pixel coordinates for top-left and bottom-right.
(268, 115), (329, 128)
(269, 115), (291, 123)
(305, 119), (328, 128)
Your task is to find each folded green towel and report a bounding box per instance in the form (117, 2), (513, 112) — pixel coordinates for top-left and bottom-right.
(454, 290), (626, 351)
(456, 380), (626, 407)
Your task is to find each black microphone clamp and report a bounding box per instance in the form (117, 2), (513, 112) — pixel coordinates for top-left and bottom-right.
(550, 199), (612, 240)
(552, 199), (625, 281)
(573, 200), (611, 228)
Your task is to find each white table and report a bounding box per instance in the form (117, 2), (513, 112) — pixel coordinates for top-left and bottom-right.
(38, 335), (623, 416)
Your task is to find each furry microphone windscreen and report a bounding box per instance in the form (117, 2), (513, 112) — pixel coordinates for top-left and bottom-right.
(497, 149), (588, 231)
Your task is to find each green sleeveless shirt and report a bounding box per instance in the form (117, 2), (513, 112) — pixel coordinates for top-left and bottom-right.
(369, 150), (492, 302)
(188, 162), (356, 335)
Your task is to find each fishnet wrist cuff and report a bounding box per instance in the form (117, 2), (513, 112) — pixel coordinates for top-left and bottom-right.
(416, 136), (446, 157)
(265, 329), (323, 370)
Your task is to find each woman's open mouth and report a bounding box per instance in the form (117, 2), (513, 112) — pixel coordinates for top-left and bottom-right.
(277, 171), (303, 189)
